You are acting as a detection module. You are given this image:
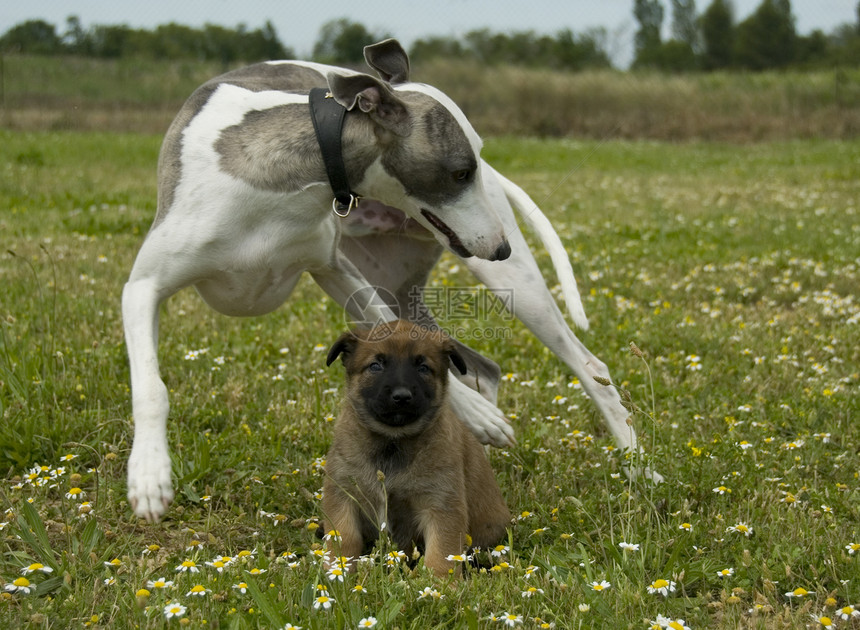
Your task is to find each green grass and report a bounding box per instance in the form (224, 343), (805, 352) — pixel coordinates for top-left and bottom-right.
(1, 130), (859, 629)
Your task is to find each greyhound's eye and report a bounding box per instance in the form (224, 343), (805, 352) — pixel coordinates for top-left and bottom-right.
(367, 362), (384, 373)
(452, 169), (472, 184)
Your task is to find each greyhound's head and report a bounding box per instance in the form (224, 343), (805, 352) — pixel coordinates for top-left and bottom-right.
(326, 39), (511, 262)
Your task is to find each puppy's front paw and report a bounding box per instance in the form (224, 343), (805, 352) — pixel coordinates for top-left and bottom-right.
(448, 379), (516, 447)
(127, 442), (173, 522)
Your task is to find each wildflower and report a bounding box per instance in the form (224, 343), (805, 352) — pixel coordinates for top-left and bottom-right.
(358, 618), (377, 628)
(726, 522), (753, 537)
(205, 559), (228, 572)
(500, 612), (523, 627)
(491, 544), (509, 557)
(235, 549), (256, 561)
(163, 602), (187, 619)
(233, 582), (249, 594)
(522, 586), (544, 598)
(175, 560), (199, 573)
(846, 542), (860, 555)
(679, 522), (693, 532)
(78, 501), (93, 518)
(445, 553), (469, 563)
(135, 588), (151, 598)
(523, 565), (539, 579)
(59, 454), (77, 462)
(838, 605), (859, 620)
(717, 568), (735, 578)
(103, 577), (116, 586)
(247, 567), (267, 576)
(656, 617), (691, 630)
(647, 579), (677, 597)
(619, 541), (640, 552)
(713, 485), (731, 495)
(313, 594), (334, 610)
(142, 544), (161, 555)
(578, 604), (590, 612)
(66, 487), (85, 500)
(186, 584), (210, 597)
(21, 563), (53, 575)
(282, 625), (302, 630)
(4, 577), (32, 594)
(147, 577), (174, 589)
(590, 580), (611, 592)
(785, 587), (812, 599)
(416, 586), (443, 600)
(811, 615), (834, 629)
(326, 566), (346, 582)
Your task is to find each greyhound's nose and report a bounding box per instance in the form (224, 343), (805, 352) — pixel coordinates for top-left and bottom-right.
(490, 240), (511, 262)
(391, 386), (413, 404)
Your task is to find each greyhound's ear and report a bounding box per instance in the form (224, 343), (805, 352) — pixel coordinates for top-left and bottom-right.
(364, 39), (410, 84)
(327, 72), (411, 137)
(326, 332), (356, 367)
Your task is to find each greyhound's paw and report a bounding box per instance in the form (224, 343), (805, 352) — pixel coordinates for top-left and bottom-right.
(127, 444), (173, 522)
(448, 379), (516, 447)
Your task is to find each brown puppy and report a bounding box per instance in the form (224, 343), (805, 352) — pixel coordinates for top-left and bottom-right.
(322, 320), (511, 577)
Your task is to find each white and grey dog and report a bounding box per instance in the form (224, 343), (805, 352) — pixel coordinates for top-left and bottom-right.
(123, 39), (660, 522)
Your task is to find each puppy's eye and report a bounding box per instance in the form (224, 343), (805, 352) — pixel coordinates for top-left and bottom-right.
(367, 362), (383, 373)
(415, 363), (432, 375)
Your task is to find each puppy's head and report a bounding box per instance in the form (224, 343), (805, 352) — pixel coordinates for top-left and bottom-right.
(326, 320), (467, 437)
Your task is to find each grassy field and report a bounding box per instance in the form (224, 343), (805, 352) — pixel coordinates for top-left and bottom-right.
(1, 54), (860, 140)
(1, 130), (859, 629)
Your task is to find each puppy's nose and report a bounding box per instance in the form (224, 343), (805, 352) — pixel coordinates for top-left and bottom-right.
(390, 386), (413, 404)
(489, 240), (511, 262)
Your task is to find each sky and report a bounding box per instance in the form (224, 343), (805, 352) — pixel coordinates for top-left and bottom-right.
(2, 1), (857, 67)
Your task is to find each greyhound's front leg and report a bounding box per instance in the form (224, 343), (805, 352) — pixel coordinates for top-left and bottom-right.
(123, 278), (174, 521)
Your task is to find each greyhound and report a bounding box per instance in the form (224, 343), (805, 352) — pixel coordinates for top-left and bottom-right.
(123, 39), (660, 522)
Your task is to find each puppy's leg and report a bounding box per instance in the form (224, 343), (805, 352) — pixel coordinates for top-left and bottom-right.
(123, 277), (174, 522)
(322, 482), (365, 568)
(419, 507), (469, 578)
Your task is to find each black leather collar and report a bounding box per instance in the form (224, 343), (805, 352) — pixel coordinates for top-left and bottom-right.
(309, 87), (360, 216)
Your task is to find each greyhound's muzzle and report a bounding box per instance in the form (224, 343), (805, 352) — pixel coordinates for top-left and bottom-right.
(490, 240), (512, 262)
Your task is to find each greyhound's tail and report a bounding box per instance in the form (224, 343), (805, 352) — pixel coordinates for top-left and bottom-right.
(492, 166), (589, 330)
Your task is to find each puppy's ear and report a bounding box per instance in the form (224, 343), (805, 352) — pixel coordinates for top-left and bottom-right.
(326, 72), (411, 137)
(326, 332), (356, 368)
(445, 343), (468, 376)
(363, 39), (410, 84)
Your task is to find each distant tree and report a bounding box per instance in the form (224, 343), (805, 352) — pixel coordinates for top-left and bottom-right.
(0, 19), (63, 54)
(410, 35), (465, 61)
(734, 0), (797, 69)
(313, 18), (382, 65)
(795, 29), (829, 66)
(700, 0), (735, 70)
(64, 15), (91, 55)
(671, 0), (700, 50)
(633, 0), (665, 63)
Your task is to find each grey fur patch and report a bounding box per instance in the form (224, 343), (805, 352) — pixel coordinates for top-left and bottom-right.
(215, 104), (379, 195)
(380, 95), (477, 207)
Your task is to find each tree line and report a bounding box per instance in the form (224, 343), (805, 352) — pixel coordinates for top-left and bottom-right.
(633, 0), (860, 70)
(1, 1), (859, 71)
